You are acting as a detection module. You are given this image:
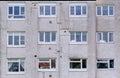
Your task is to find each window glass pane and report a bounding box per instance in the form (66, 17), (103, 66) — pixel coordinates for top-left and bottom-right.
(40, 6), (44, 15)
(110, 60), (114, 68)
(82, 59), (87, 68)
(70, 62), (81, 69)
(8, 36), (13, 45)
(9, 6), (13, 14)
(103, 32), (108, 42)
(8, 62), (19, 72)
(52, 6), (56, 15)
(14, 36), (19, 45)
(97, 6), (101, 15)
(39, 62), (50, 69)
(51, 59), (56, 68)
(21, 7), (25, 15)
(103, 6), (108, 15)
(51, 32), (56, 42)
(82, 6), (86, 15)
(70, 32), (75, 41)
(109, 6), (113, 15)
(76, 6), (81, 15)
(97, 33), (102, 42)
(20, 36), (25, 45)
(97, 63), (108, 68)
(76, 32), (81, 42)
(45, 32), (50, 42)
(40, 32), (44, 42)
(20, 61), (24, 71)
(82, 32), (87, 42)
(70, 6), (74, 15)
(45, 6), (50, 15)
(70, 59), (80, 61)
(109, 33), (113, 42)
(14, 6), (19, 15)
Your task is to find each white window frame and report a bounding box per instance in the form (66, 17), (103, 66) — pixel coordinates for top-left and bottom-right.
(38, 3), (56, 17)
(96, 32), (113, 43)
(38, 32), (56, 44)
(70, 32), (88, 44)
(7, 32), (25, 47)
(38, 58), (56, 71)
(97, 59), (114, 69)
(69, 58), (87, 71)
(8, 3), (26, 20)
(7, 58), (25, 74)
(69, 3), (87, 17)
(96, 6), (114, 16)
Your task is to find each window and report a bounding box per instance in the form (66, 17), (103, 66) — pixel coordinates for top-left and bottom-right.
(8, 3), (25, 20)
(96, 6), (114, 16)
(7, 32), (25, 47)
(39, 32), (56, 44)
(69, 58), (87, 71)
(97, 32), (113, 43)
(39, 3), (56, 17)
(69, 3), (87, 17)
(38, 58), (56, 71)
(8, 58), (25, 74)
(97, 59), (114, 69)
(70, 32), (87, 44)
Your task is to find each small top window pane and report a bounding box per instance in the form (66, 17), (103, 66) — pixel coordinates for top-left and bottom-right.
(14, 6), (19, 15)
(76, 6), (81, 15)
(97, 6), (101, 15)
(45, 6), (50, 15)
(109, 6), (113, 15)
(103, 6), (108, 15)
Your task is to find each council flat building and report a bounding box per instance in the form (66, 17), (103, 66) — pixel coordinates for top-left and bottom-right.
(0, 0), (120, 78)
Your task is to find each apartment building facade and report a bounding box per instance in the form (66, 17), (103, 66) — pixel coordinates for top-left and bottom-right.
(0, 0), (120, 78)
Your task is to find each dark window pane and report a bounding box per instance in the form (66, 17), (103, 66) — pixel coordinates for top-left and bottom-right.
(45, 6), (50, 15)
(97, 6), (101, 15)
(14, 36), (19, 45)
(109, 33), (113, 42)
(51, 32), (56, 42)
(97, 63), (108, 68)
(82, 6), (86, 15)
(40, 32), (44, 42)
(103, 6), (108, 15)
(20, 36), (25, 45)
(76, 32), (81, 42)
(70, 59), (80, 61)
(82, 59), (87, 68)
(20, 62), (24, 71)
(70, 32), (74, 41)
(70, 62), (81, 69)
(40, 6), (44, 15)
(9, 62), (19, 72)
(8, 36), (13, 45)
(82, 32), (87, 42)
(14, 6), (19, 15)
(52, 6), (56, 15)
(97, 33), (102, 41)
(110, 60), (114, 68)
(9, 6), (13, 14)
(45, 32), (50, 42)
(70, 6), (74, 15)
(103, 32), (108, 42)
(109, 6), (113, 15)
(21, 7), (25, 15)
(76, 6), (81, 15)
(39, 62), (50, 69)
(51, 59), (56, 68)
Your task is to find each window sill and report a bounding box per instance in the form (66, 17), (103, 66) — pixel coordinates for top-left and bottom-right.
(7, 72), (25, 75)
(8, 18), (26, 20)
(70, 42), (87, 45)
(97, 42), (114, 44)
(38, 15), (56, 17)
(38, 42), (56, 45)
(7, 45), (25, 48)
(38, 69), (56, 72)
(97, 68), (115, 71)
(69, 69), (87, 72)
